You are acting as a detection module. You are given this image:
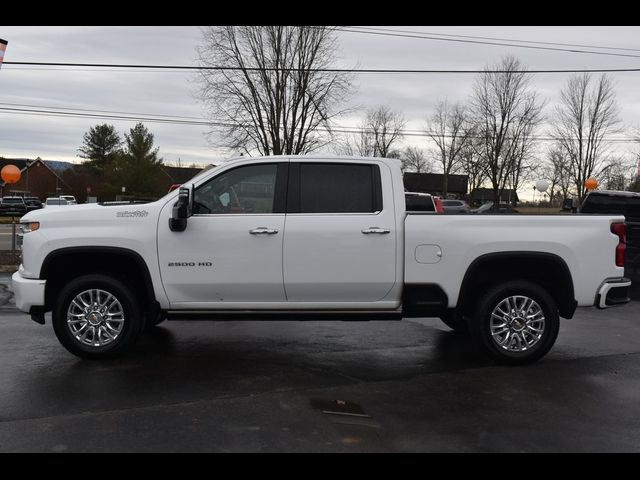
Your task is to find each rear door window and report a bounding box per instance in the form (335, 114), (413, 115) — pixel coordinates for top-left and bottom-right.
(290, 163), (382, 214)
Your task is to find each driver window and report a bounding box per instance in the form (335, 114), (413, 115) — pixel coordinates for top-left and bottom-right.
(193, 164), (278, 215)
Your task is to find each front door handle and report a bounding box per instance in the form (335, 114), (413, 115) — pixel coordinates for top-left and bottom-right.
(362, 227), (391, 235)
(249, 227), (279, 235)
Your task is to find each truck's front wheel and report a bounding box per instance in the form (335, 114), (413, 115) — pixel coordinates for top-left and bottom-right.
(470, 281), (559, 365)
(52, 274), (143, 359)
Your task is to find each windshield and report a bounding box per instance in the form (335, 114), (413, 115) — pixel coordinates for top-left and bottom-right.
(2, 198), (24, 204)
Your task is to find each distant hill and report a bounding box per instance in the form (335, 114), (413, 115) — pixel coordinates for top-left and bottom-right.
(44, 160), (75, 174)
(0, 157), (76, 174)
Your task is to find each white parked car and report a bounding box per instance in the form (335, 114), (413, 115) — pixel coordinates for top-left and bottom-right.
(12, 155), (632, 364)
(44, 198), (69, 207)
(59, 195), (77, 205)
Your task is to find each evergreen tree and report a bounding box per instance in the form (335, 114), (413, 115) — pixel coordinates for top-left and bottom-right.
(111, 123), (164, 198)
(77, 124), (122, 172)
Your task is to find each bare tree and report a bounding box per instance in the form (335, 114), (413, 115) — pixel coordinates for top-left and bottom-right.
(401, 146), (432, 173)
(600, 156), (635, 190)
(460, 139), (486, 194)
(335, 126), (376, 157)
(426, 101), (473, 196)
(551, 73), (621, 201)
(506, 119), (542, 207)
(542, 145), (570, 206)
(470, 56), (543, 210)
(363, 106), (406, 157)
(197, 26), (353, 156)
(336, 106), (406, 158)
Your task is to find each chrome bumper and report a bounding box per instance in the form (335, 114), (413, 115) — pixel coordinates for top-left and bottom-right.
(596, 278), (632, 309)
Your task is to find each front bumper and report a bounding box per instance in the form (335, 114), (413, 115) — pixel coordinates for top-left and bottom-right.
(595, 277), (632, 309)
(11, 267), (46, 313)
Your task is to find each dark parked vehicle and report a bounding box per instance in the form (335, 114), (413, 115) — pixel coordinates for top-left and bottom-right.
(0, 196), (28, 216)
(578, 190), (640, 299)
(442, 199), (470, 214)
(24, 197), (43, 212)
(562, 197), (577, 212)
(471, 202), (519, 214)
(579, 190), (640, 217)
(405, 192), (444, 213)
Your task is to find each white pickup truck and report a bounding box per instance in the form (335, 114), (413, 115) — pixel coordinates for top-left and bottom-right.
(12, 156), (631, 364)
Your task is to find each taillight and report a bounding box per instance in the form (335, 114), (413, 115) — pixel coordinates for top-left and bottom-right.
(435, 197), (444, 214)
(611, 222), (626, 267)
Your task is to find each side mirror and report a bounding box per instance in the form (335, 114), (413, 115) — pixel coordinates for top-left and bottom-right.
(169, 187), (192, 232)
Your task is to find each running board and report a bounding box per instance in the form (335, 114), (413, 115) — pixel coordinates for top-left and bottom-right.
(165, 310), (403, 322)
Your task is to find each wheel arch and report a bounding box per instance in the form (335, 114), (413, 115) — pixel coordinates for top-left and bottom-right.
(40, 246), (158, 315)
(457, 252), (577, 319)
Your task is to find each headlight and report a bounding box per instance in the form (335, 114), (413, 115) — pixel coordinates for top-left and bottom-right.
(20, 222), (40, 233)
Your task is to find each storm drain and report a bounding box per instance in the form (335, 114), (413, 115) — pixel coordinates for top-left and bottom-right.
(310, 399), (380, 428)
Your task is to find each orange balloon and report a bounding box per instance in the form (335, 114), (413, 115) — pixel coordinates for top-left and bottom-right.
(1, 164), (21, 184)
(584, 178), (598, 191)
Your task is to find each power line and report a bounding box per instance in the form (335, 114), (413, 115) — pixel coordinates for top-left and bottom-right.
(0, 104), (637, 144)
(0, 102), (206, 121)
(333, 26), (640, 60)
(3, 61), (640, 74)
(3, 67), (191, 74)
(0, 106), (215, 127)
(341, 26), (640, 54)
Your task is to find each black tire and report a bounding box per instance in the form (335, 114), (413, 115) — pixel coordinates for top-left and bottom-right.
(469, 281), (560, 365)
(440, 310), (469, 334)
(52, 274), (143, 359)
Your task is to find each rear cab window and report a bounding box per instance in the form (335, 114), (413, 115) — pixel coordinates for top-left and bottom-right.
(287, 162), (383, 214)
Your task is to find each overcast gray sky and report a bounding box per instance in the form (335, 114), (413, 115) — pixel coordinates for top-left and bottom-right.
(1, 25), (639, 175)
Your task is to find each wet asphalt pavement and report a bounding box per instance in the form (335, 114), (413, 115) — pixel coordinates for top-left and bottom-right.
(0, 277), (639, 452)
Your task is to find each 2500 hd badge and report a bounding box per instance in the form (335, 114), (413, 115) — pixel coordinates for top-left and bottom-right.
(168, 262), (213, 267)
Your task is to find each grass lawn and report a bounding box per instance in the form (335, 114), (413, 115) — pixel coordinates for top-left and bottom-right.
(517, 207), (567, 215)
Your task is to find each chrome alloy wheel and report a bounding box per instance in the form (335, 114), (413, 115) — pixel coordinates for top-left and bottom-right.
(489, 295), (546, 352)
(67, 289), (125, 348)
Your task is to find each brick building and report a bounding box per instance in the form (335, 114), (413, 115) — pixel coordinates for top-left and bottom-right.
(403, 172), (469, 199)
(161, 165), (203, 191)
(0, 158), (72, 200)
(1, 157), (211, 201)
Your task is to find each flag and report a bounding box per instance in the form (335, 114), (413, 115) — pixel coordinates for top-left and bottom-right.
(0, 39), (7, 69)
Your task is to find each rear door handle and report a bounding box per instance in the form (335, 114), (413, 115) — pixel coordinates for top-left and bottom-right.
(249, 227), (279, 235)
(362, 227), (391, 234)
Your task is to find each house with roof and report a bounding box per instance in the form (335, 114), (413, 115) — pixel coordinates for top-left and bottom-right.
(0, 157), (72, 200)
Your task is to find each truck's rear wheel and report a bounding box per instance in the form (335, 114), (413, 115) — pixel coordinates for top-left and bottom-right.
(52, 274), (143, 359)
(470, 281), (559, 365)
